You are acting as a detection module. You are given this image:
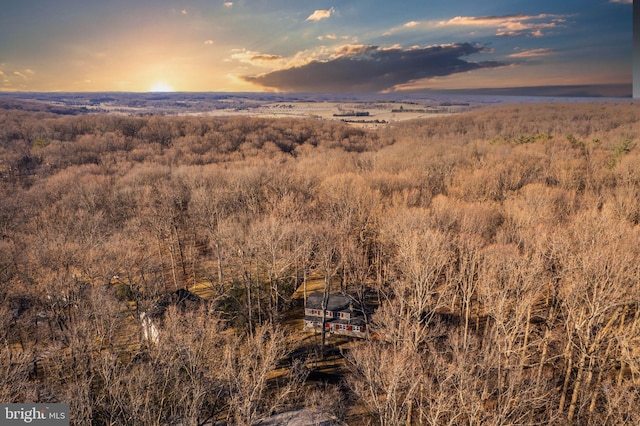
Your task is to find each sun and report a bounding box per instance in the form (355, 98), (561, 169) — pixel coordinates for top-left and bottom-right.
(149, 81), (174, 92)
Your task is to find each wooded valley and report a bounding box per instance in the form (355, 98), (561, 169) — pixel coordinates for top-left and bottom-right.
(1, 102), (639, 425)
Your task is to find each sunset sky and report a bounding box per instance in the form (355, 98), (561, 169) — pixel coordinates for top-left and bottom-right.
(0, 0), (632, 94)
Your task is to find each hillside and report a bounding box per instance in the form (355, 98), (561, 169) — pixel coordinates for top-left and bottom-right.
(1, 102), (639, 425)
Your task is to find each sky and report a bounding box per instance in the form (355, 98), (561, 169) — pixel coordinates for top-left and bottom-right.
(0, 0), (632, 94)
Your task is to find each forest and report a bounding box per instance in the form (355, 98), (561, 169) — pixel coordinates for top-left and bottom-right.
(1, 101), (639, 425)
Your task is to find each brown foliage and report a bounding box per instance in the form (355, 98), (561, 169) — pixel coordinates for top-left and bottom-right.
(1, 102), (640, 424)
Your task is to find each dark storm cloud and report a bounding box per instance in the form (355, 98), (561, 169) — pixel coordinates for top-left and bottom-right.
(243, 43), (505, 92)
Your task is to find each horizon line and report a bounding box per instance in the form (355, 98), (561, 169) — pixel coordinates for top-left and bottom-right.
(0, 83), (631, 98)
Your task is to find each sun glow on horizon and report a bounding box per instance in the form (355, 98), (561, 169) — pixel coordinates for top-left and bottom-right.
(149, 81), (174, 92)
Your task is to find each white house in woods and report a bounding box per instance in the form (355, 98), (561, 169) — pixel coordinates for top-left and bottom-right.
(140, 311), (159, 343)
(139, 289), (202, 343)
(304, 293), (366, 337)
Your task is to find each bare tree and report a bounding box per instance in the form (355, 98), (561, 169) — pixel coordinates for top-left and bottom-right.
(556, 211), (640, 423)
(378, 208), (452, 349)
(224, 325), (306, 425)
(347, 340), (423, 426)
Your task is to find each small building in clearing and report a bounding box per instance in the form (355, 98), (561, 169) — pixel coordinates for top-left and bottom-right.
(304, 293), (366, 337)
(139, 288), (202, 343)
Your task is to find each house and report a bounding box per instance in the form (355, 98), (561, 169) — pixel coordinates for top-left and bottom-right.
(139, 288), (202, 343)
(304, 292), (366, 337)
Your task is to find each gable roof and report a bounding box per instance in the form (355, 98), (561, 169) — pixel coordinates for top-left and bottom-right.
(306, 292), (351, 311)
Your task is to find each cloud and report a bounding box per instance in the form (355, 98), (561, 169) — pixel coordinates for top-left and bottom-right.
(230, 50), (253, 62)
(317, 34), (358, 43)
(509, 48), (554, 58)
(609, 0), (631, 3)
(224, 2), (233, 7)
(231, 49), (286, 67)
(438, 14), (568, 37)
(306, 7), (335, 22)
(204, 40), (215, 45)
(181, 9), (188, 15)
(383, 21), (424, 36)
(250, 54), (283, 61)
(242, 43), (504, 93)
(333, 44), (376, 56)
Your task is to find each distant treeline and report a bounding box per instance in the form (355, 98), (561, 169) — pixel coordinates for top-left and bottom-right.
(333, 111), (370, 117)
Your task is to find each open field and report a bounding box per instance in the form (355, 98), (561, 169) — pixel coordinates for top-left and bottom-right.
(0, 91), (474, 130)
(189, 101), (457, 129)
(1, 99), (639, 425)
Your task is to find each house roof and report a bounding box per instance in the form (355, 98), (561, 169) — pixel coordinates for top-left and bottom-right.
(260, 408), (343, 426)
(145, 289), (202, 318)
(306, 293), (351, 311)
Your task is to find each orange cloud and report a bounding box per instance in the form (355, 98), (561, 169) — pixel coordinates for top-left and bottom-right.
(438, 14), (568, 37)
(332, 44), (375, 57)
(231, 49), (286, 67)
(509, 48), (555, 58)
